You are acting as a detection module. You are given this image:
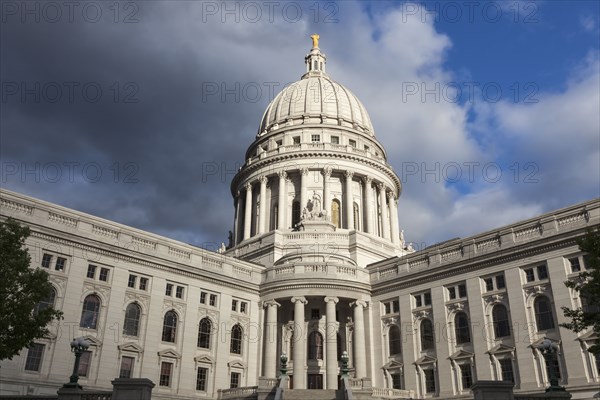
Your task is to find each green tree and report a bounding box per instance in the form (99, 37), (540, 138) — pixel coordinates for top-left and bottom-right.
(561, 228), (600, 355)
(0, 218), (63, 361)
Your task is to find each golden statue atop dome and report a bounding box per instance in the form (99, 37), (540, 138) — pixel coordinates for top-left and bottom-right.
(311, 33), (320, 48)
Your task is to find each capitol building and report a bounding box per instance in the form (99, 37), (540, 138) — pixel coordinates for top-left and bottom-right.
(1, 38), (599, 400)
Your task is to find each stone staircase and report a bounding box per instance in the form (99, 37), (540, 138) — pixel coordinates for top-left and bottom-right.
(282, 389), (340, 400)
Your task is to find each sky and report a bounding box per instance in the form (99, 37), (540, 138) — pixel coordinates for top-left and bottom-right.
(1, 0), (599, 252)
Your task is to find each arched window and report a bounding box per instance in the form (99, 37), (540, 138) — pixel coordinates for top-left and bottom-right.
(353, 202), (360, 230)
(534, 296), (555, 331)
(34, 287), (56, 315)
(389, 325), (402, 355)
(123, 303), (141, 337)
(230, 324), (243, 354)
(454, 312), (471, 344)
(80, 294), (100, 329)
(198, 318), (212, 348)
(292, 201), (301, 227)
(331, 199), (341, 228)
(308, 331), (324, 360)
(492, 304), (511, 338)
(420, 319), (434, 351)
(162, 310), (178, 343)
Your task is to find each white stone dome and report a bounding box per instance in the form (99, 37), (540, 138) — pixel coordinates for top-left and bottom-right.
(258, 76), (375, 136)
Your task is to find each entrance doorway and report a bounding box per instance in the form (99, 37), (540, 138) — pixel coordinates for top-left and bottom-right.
(307, 374), (323, 389)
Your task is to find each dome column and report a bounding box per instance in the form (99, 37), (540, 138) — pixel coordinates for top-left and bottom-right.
(389, 192), (400, 246)
(323, 167), (332, 218)
(243, 182), (253, 240)
(300, 168), (309, 211)
(324, 296), (339, 389)
(378, 183), (390, 240)
(363, 177), (374, 234)
(233, 191), (241, 245)
(263, 300), (280, 378)
(277, 172), (287, 229)
(351, 300), (368, 378)
(291, 296), (308, 389)
(258, 176), (268, 235)
(345, 171), (354, 229)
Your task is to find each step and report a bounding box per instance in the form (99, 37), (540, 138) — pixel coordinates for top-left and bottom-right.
(284, 389), (340, 400)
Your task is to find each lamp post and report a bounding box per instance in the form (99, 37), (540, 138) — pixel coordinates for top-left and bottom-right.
(341, 351), (349, 377)
(537, 338), (565, 392)
(63, 337), (90, 389)
(279, 352), (288, 378)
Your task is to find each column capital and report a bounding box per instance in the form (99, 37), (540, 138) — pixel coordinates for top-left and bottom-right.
(324, 296), (339, 304)
(259, 175), (268, 184)
(300, 168), (309, 176)
(245, 182), (253, 192)
(377, 182), (386, 191)
(387, 190), (396, 200)
(345, 170), (354, 179)
(362, 176), (373, 185)
(323, 167), (333, 178)
(291, 296), (308, 305)
(263, 299), (281, 308)
(278, 171), (287, 179)
(350, 300), (368, 308)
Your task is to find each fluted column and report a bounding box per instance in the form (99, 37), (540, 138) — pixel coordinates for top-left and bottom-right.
(378, 183), (390, 240)
(323, 167), (332, 217)
(388, 192), (400, 246)
(363, 177), (374, 234)
(258, 176), (268, 235)
(243, 182), (253, 240)
(277, 171), (287, 229)
(351, 300), (367, 378)
(300, 168), (309, 211)
(291, 296), (308, 389)
(233, 191), (241, 245)
(325, 297), (339, 389)
(345, 171), (354, 229)
(263, 300), (280, 378)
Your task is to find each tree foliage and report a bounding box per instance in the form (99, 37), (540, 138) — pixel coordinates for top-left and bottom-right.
(0, 218), (63, 361)
(561, 228), (600, 355)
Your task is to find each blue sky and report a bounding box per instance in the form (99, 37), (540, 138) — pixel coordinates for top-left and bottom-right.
(1, 0), (599, 249)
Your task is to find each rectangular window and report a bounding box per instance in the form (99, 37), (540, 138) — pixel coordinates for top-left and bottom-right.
(128, 274), (137, 288)
(384, 302), (391, 314)
(119, 356), (135, 379)
(275, 140), (282, 147)
(583, 255), (591, 269)
(496, 275), (506, 289)
(391, 373), (402, 389)
(139, 277), (148, 291)
(24, 343), (45, 371)
(568, 257), (581, 272)
(293, 136), (300, 144)
(525, 268), (535, 282)
(595, 353), (600, 375)
(165, 283), (173, 296)
(424, 369), (436, 393)
(392, 300), (400, 313)
(41, 253), (52, 269)
(196, 367), (208, 391)
(311, 134), (320, 142)
(348, 139), (357, 148)
(240, 302), (247, 314)
(78, 351), (92, 377)
(311, 308), (320, 320)
(484, 278), (494, 292)
(55, 257), (66, 271)
(209, 294), (217, 306)
(86, 264), (96, 279)
(99, 268), (109, 282)
(460, 364), (473, 389)
(159, 362), (173, 387)
(364, 145), (370, 151)
(499, 359), (514, 383)
(458, 284), (467, 298)
(424, 292), (432, 306)
(415, 295), (423, 308)
(537, 265), (548, 280)
(331, 136), (339, 144)
(448, 287), (456, 300)
(200, 292), (207, 304)
(232, 300), (238, 311)
(175, 286), (184, 299)
(545, 357), (561, 380)
(230, 372), (241, 388)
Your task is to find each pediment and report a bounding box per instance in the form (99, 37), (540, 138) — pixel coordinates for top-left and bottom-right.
(228, 360), (246, 369)
(414, 355), (436, 365)
(195, 354), (215, 364)
(382, 359), (403, 369)
(82, 336), (102, 347)
(529, 336), (560, 348)
(487, 344), (515, 354)
(449, 350), (474, 360)
(158, 349), (181, 359)
(118, 342), (143, 353)
(577, 330), (598, 341)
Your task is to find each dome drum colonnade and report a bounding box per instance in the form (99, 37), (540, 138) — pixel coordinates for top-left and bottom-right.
(261, 295), (368, 390)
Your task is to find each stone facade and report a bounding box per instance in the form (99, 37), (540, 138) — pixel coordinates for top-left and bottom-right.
(1, 40), (599, 400)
